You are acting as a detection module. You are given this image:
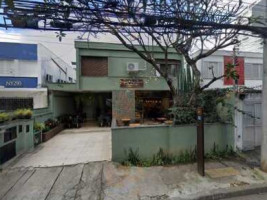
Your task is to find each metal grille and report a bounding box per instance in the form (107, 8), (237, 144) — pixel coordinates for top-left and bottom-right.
(0, 98), (33, 111)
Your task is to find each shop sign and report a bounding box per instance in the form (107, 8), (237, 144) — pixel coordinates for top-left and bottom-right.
(120, 79), (144, 88)
(0, 77), (38, 88)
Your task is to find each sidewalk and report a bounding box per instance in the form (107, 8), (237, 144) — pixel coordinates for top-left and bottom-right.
(1, 159), (267, 200)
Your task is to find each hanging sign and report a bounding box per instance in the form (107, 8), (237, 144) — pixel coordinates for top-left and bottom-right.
(120, 79), (144, 88)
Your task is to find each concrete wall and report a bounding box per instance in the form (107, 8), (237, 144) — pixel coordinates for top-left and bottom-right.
(112, 123), (234, 162)
(51, 92), (76, 118)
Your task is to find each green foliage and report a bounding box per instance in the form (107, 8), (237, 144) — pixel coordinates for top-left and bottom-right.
(33, 122), (45, 132)
(205, 143), (235, 160)
(151, 148), (173, 166)
(122, 145), (234, 167)
(169, 89), (233, 125)
(225, 63), (239, 81)
(122, 148), (142, 166)
(14, 109), (33, 119)
(178, 65), (194, 94)
(0, 112), (10, 122)
(169, 106), (196, 125)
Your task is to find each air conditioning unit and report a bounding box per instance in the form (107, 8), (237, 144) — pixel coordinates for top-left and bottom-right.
(127, 62), (139, 72)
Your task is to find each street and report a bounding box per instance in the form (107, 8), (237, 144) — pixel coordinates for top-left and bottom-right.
(225, 193), (267, 200)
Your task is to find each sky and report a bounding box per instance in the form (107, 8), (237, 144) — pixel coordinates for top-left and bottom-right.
(0, 0), (262, 66)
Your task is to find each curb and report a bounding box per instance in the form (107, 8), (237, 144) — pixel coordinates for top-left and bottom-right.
(179, 183), (267, 200)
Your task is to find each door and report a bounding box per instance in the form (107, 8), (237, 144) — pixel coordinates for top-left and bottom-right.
(242, 100), (262, 151)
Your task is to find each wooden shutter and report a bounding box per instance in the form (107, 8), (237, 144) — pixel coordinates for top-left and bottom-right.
(224, 56), (244, 85)
(81, 57), (108, 77)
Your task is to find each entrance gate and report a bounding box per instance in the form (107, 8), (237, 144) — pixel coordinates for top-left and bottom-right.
(242, 93), (262, 151)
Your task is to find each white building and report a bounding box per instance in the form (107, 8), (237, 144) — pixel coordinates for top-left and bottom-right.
(0, 42), (76, 110)
(194, 50), (263, 90)
(239, 0), (265, 53)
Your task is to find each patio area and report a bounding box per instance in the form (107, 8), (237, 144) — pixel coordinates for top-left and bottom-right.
(8, 127), (111, 168)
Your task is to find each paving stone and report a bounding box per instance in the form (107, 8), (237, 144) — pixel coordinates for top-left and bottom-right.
(205, 167), (240, 178)
(75, 162), (104, 200)
(1, 170), (36, 200)
(0, 169), (27, 199)
(46, 164), (84, 200)
(2, 167), (63, 200)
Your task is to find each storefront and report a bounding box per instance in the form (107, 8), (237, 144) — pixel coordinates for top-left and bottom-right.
(47, 41), (183, 127)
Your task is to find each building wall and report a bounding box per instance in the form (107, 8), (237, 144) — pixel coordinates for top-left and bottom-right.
(0, 88), (48, 109)
(195, 50), (263, 89)
(76, 42), (182, 92)
(112, 123), (234, 162)
(38, 44), (76, 85)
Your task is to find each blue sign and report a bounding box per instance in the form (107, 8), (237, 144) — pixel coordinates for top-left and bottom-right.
(0, 77), (38, 88)
(0, 42), (37, 61)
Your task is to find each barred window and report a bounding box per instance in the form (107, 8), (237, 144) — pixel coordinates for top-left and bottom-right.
(0, 98), (33, 111)
(202, 62), (223, 79)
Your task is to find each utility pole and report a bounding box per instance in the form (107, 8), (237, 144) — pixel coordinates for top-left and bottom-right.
(261, 0), (267, 172)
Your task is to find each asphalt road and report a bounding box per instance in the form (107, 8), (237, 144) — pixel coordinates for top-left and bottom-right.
(225, 193), (267, 200)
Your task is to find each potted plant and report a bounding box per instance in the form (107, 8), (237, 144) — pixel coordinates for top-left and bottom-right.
(0, 113), (9, 124)
(14, 109), (24, 119)
(34, 122), (45, 132)
(23, 109), (33, 119)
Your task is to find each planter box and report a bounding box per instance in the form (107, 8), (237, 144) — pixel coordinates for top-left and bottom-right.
(42, 124), (64, 142)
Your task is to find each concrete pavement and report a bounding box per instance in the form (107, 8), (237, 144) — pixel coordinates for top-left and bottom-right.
(9, 127), (111, 168)
(2, 160), (267, 200)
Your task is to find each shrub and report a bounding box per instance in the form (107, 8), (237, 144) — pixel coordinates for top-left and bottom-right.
(33, 122), (45, 132)
(0, 112), (10, 123)
(14, 109), (33, 119)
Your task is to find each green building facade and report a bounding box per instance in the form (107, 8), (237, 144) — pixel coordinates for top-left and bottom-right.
(48, 42), (183, 121)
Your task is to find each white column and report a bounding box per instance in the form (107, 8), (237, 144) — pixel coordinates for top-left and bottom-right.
(261, 0), (267, 171)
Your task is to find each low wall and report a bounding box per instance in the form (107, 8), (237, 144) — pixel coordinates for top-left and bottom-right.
(112, 123), (234, 162)
(33, 107), (53, 123)
(42, 124), (64, 142)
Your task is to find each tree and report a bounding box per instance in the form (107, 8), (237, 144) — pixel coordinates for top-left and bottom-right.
(1, 0), (265, 106)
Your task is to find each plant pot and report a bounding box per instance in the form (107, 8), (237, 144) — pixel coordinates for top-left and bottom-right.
(50, 20), (72, 29)
(24, 115), (32, 119)
(11, 17), (27, 28)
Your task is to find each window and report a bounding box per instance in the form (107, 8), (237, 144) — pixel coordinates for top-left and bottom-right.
(0, 98), (33, 111)
(4, 127), (17, 143)
(245, 63), (263, 80)
(19, 125), (23, 133)
(46, 74), (53, 82)
(155, 60), (180, 78)
(26, 125), (30, 133)
(81, 57), (108, 77)
(202, 61), (223, 79)
(69, 77), (73, 82)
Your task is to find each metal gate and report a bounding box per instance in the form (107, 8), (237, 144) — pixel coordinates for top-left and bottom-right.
(242, 93), (262, 151)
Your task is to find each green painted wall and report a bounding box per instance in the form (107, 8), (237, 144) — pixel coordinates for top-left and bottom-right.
(77, 42), (182, 92)
(0, 119), (34, 156)
(51, 92), (76, 118)
(112, 123), (234, 162)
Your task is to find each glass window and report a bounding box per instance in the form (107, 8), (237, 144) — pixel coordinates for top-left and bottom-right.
(156, 64), (178, 78)
(19, 125), (23, 133)
(4, 127), (17, 143)
(245, 63), (263, 80)
(26, 125), (30, 133)
(202, 62), (223, 79)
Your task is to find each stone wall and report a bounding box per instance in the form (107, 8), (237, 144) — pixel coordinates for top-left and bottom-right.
(112, 90), (135, 120)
